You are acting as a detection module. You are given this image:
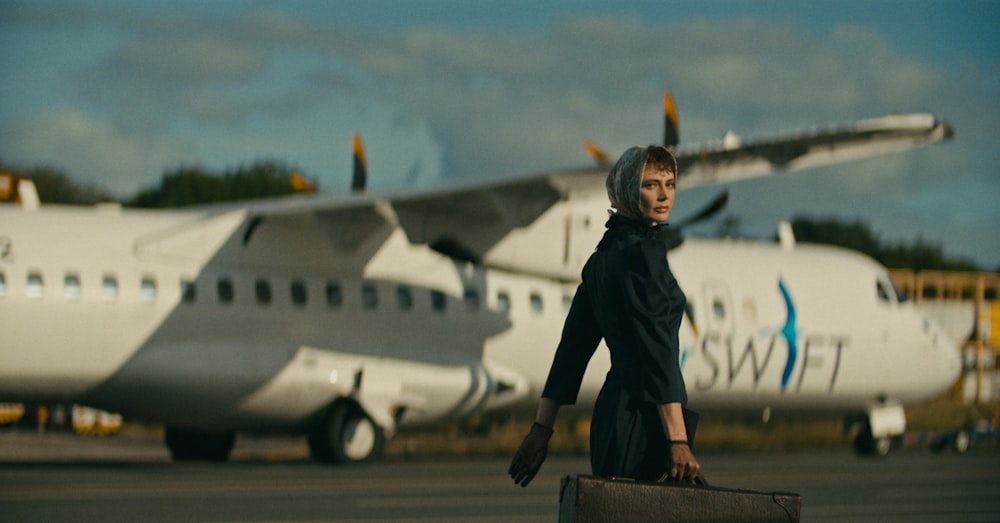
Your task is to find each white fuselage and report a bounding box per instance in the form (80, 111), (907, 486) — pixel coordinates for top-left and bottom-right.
(0, 202), (960, 435)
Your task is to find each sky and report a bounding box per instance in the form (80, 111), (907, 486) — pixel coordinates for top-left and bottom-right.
(1, 0), (998, 269)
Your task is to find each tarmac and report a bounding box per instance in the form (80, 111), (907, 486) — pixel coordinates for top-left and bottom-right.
(2, 428), (998, 522)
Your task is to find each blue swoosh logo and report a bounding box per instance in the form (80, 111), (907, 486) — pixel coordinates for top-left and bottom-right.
(778, 278), (798, 392)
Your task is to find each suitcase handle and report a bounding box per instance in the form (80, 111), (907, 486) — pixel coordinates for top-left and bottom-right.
(655, 473), (710, 487)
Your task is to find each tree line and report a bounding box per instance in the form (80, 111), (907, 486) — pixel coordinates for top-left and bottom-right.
(1, 159), (993, 272)
(786, 216), (981, 272)
(1, 160), (307, 208)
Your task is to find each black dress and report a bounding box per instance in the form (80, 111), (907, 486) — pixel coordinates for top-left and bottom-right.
(541, 215), (687, 480)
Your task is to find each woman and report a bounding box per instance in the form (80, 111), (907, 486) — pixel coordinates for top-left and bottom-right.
(508, 145), (699, 487)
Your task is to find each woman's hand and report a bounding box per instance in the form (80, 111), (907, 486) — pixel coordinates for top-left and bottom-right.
(668, 441), (700, 480)
(507, 422), (554, 487)
(658, 402), (700, 480)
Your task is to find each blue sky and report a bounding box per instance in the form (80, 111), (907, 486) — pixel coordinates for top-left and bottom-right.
(1, 0), (997, 268)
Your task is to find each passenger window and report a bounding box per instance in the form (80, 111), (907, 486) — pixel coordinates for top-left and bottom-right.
(712, 299), (726, 320)
(180, 279), (196, 304)
(431, 290), (447, 313)
(496, 291), (510, 313)
(326, 281), (342, 308)
(362, 283), (378, 309)
(26, 272), (43, 298)
(397, 285), (413, 311)
(291, 279), (308, 307)
(141, 276), (157, 302)
(217, 277), (234, 304)
(102, 275), (118, 301)
(255, 279), (272, 305)
(64, 273), (82, 300)
(463, 288), (480, 312)
(530, 292), (543, 313)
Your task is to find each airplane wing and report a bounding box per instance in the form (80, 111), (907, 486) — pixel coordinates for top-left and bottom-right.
(385, 112), (951, 260)
(674, 113), (953, 188)
(222, 112), (951, 266)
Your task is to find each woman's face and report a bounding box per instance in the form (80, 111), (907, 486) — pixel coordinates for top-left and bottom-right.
(639, 162), (676, 224)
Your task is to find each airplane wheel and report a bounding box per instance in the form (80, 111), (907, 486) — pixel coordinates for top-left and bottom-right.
(873, 436), (892, 457)
(308, 402), (384, 464)
(853, 421), (892, 457)
(165, 426), (236, 462)
(953, 429), (971, 454)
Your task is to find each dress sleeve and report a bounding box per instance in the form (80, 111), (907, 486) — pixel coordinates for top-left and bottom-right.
(624, 240), (687, 405)
(541, 282), (603, 405)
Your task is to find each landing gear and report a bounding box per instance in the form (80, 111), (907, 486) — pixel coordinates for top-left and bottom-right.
(853, 421), (894, 456)
(850, 402), (906, 457)
(308, 401), (385, 463)
(165, 426), (236, 462)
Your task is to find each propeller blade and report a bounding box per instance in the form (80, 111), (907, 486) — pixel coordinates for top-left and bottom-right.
(583, 139), (611, 168)
(663, 90), (679, 149)
(352, 132), (367, 193)
(289, 171), (316, 193)
(663, 190), (727, 251)
(675, 190), (728, 229)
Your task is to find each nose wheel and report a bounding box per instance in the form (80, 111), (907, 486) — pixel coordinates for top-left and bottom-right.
(853, 420), (895, 456)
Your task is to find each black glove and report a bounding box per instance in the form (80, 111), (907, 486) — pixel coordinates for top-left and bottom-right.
(507, 422), (554, 487)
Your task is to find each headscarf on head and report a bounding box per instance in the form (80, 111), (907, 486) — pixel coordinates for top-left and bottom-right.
(605, 145), (678, 222)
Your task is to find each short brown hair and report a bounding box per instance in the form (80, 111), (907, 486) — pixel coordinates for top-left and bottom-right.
(643, 145), (677, 177)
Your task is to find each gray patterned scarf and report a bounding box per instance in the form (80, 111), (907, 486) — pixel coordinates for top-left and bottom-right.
(605, 145), (678, 222)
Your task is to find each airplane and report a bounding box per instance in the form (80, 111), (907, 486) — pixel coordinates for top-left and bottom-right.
(0, 92), (960, 462)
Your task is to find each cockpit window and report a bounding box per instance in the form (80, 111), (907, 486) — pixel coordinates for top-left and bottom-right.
(892, 282), (909, 303)
(876, 278), (896, 304)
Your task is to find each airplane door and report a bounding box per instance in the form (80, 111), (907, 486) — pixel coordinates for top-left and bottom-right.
(690, 278), (736, 393)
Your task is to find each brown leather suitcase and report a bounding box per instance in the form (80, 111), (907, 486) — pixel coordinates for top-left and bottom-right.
(559, 474), (801, 523)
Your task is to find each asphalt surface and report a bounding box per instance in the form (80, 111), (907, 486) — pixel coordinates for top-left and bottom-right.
(2, 429), (998, 522)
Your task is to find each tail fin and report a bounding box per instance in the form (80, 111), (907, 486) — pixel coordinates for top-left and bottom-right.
(663, 90), (679, 149)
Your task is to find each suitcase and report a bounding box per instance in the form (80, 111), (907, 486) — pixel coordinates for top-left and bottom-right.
(559, 474), (801, 523)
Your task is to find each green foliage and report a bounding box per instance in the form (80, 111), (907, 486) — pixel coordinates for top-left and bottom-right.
(790, 215), (981, 271)
(128, 160), (304, 208)
(0, 162), (114, 205)
(790, 216), (881, 255)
